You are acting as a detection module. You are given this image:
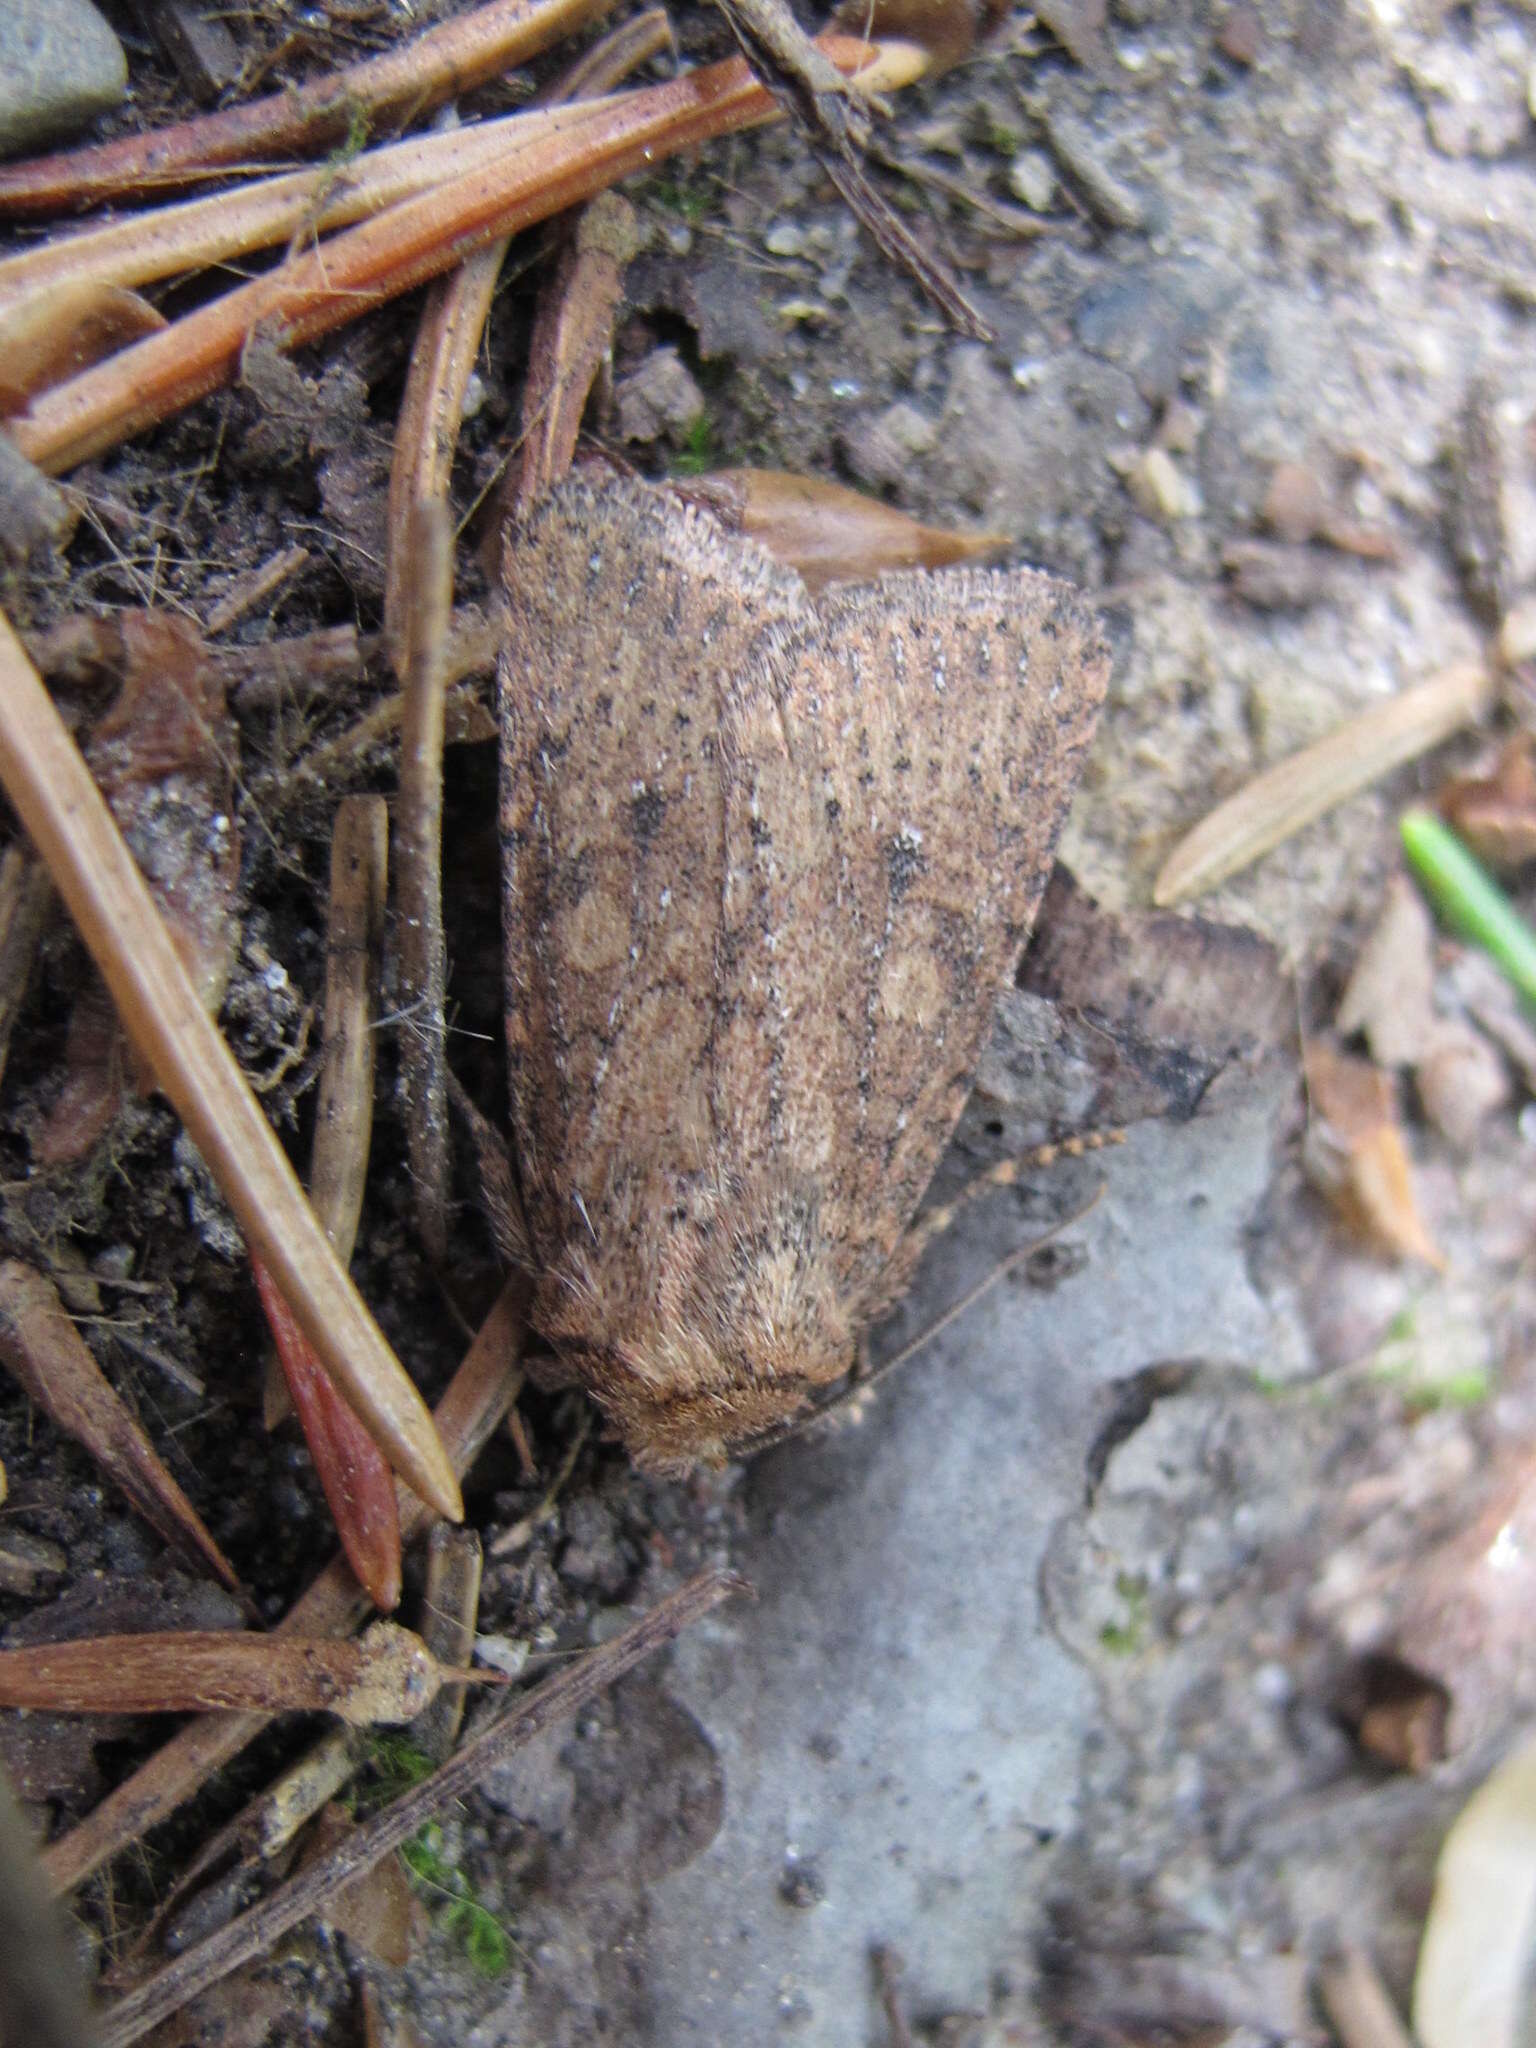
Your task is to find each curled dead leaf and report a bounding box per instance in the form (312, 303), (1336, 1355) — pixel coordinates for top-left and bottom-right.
(674, 467), (1008, 591)
(1440, 736), (1536, 871)
(1302, 1038), (1445, 1269)
(0, 282), (165, 413)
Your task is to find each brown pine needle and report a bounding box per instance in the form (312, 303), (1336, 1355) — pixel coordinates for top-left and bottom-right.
(253, 1254), (403, 1613)
(0, 0), (618, 214)
(310, 797), (388, 1260)
(0, 608), (461, 1523)
(0, 103), (616, 314)
(9, 36), (926, 477)
(394, 499), (453, 1266)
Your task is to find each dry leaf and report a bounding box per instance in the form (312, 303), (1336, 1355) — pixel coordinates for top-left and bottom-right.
(0, 281), (165, 412)
(831, 0), (1009, 72)
(673, 468), (1008, 591)
(1336, 874), (1437, 1068)
(1415, 1018), (1509, 1152)
(0, 1259), (241, 1594)
(0, 1621), (479, 1724)
(1440, 736), (1536, 871)
(1414, 1725), (1536, 2048)
(1302, 1039), (1445, 1268)
(306, 1804), (425, 1966)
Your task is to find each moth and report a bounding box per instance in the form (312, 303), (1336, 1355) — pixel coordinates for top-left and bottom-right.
(498, 473), (1108, 1470)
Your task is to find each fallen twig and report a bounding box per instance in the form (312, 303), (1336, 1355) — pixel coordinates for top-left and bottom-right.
(0, 1621), (494, 1724)
(508, 192), (639, 517)
(0, 610), (460, 1523)
(312, 797), (389, 1269)
(265, 793), (390, 1437)
(42, 1280), (524, 1894)
(203, 544), (308, 635)
(415, 1524), (485, 1761)
(0, 0), (617, 213)
(96, 1568), (746, 2046)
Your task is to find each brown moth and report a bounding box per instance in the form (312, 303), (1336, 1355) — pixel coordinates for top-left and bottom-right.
(498, 473), (1108, 1471)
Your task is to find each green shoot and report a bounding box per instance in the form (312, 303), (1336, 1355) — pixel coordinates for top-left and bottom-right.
(1400, 808), (1536, 1006)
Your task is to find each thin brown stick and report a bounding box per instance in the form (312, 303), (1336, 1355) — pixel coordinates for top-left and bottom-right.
(203, 544), (308, 635)
(291, 676), (494, 791)
(0, 1622), (488, 1724)
(0, 0), (617, 214)
(385, 219), (563, 659)
(495, 4), (670, 514)
(107, 1723), (357, 1977)
(383, 237), (508, 665)
(395, 498), (453, 1266)
(95, 1569), (746, 2047)
(0, 1260), (242, 1595)
(0, 609), (460, 1524)
(42, 1279), (525, 1895)
(549, 5), (675, 100)
(222, 622), (374, 710)
(10, 37), (924, 477)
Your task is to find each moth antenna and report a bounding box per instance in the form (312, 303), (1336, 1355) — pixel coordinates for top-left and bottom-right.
(745, 1183), (1108, 1459)
(446, 1069), (534, 1269)
(900, 1127), (1124, 1271)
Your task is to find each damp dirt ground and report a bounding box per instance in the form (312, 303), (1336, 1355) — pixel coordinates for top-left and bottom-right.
(5, 3), (1536, 2043)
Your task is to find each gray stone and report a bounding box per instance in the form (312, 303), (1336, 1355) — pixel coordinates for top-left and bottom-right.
(0, 0), (127, 157)
(479, 1722), (578, 1838)
(615, 346), (706, 446)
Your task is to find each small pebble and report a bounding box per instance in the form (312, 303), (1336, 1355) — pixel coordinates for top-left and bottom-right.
(1263, 460), (1328, 544)
(1007, 149), (1057, 212)
(765, 221), (806, 258)
(1129, 445), (1201, 521)
(0, 0), (127, 157)
(1217, 4), (1262, 66)
(615, 345), (706, 445)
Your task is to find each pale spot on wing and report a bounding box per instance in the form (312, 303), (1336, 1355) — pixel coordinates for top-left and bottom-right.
(565, 889), (629, 972)
(878, 948), (945, 1029)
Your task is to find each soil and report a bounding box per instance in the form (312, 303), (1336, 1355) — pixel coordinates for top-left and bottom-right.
(4, 1), (1536, 2044)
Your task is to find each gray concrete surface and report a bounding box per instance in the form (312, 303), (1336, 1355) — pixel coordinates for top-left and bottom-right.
(645, 1067), (1295, 2042)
